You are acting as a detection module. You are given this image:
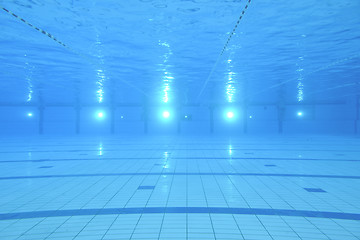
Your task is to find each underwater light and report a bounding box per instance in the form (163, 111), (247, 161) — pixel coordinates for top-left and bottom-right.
(249, 115), (253, 119)
(97, 112), (104, 118)
(27, 113), (33, 117)
(163, 111), (170, 118)
(297, 112), (303, 116)
(183, 115), (192, 120)
(227, 112), (234, 118)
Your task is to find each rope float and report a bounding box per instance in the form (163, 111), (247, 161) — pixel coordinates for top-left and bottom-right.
(221, 0), (251, 56)
(1, 6), (69, 49)
(196, 0), (252, 103)
(0, 4), (150, 97)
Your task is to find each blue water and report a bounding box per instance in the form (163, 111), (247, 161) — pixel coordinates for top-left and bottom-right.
(0, 0), (359, 135)
(0, 0), (360, 239)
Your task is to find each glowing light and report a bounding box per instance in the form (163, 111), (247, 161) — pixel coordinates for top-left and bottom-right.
(95, 34), (106, 103)
(163, 83), (170, 103)
(297, 81), (304, 102)
(296, 45), (305, 102)
(121, 116), (124, 119)
(249, 115), (253, 119)
(227, 112), (234, 118)
(24, 55), (34, 102)
(159, 40), (174, 103)
(99, 143), (103, 156)
(229, 145), (232, 155)
(163, 111), (170, 118)
(185, 115), (188, 119)
(226, 84), (235, 103)
(226, 58), (236, 103)
(27, 81), (33, 102)
(98, 112), (104, 118)
(297, 112), (303, 116)
(96, 69), (105, 103)
(27, 113), (33, 117)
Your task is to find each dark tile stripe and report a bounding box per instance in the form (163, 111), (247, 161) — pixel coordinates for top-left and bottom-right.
(1, 157), (359, 163)
(0, 207), (359, 221)
(0, 148), (359, 153)
(0, 172), (360, 181)
(138, 186), (155, 190)
(304, 188), (327, 193)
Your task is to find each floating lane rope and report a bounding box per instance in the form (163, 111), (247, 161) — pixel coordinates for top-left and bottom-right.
(0, 5), (150, 97)
(221, 0), (251, 56)
(1, 6), (69, 48)
(196, 0), (251, 103)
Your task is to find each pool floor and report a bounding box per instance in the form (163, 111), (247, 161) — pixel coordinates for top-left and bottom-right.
(0, 135), (359, 239)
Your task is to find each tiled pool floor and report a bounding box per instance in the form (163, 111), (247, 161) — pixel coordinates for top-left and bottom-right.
(0, 135), (359, 240)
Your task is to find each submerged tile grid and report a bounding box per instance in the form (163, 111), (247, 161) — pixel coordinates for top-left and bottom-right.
(0, 136), (359, 240)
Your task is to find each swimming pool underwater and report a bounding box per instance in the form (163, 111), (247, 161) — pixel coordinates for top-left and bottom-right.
(1, 0), (360, 239)
(0, 135), (359, 240)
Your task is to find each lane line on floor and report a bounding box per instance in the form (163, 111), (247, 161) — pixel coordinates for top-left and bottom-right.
(1, 157), (359, 163)
(0, 207), (359, 221)
(1, 148), (360, 153)
(1, 172), (360, 180)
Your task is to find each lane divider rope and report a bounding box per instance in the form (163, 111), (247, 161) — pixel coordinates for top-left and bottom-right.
(0, 5), (149, 97)
(221, 0), (251, 56)
(1, 6), (69, 49)
(196, 0), (251, 103)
